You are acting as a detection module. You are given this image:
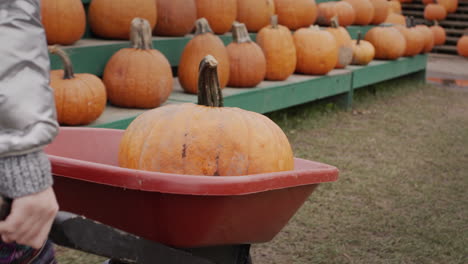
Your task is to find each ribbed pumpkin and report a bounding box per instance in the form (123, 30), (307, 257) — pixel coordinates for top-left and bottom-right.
(351, 32), (375, 65)
(384, 13), (406, 25)
(48, 46), (106, 125)
(153, 0), (197, 36)
(317, 2), (355, 27)
(178, 18), (230, 94)
(227, 23), (266, 87)
(344, 0), (374, 25)
(326, 17), (353, 69)
(457, 34), (468, 57)
(388, 0), (402, 14)
(41, 0), (86, 45)
(395, 21), (425, 56)
(430, 22), (446, 45)
(415, 24), (435, 53)
(237, 0), (276, 32)
(89, 0), (157, 39)
(294, 25), (338, 75)
(424, 3), (447, 21)
(370, 0), (389, 25)
(195, 0), (237, 34)
(103, 18), (173, 108)
(119, 55), (294, 176)
(365, 26), (406, 59)
(257, 15), (297, 81)
(274, 0), (317, 30)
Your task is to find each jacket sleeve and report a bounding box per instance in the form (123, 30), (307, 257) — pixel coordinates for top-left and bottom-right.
(0, 0), (59, 198)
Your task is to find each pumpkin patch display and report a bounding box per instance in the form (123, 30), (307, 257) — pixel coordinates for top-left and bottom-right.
(274, 0), (317, 30)
(237, 0), (276, 32)
(48, 46), (107, 125)
(153, 0), (197, 36)
(227, 23), (267, 87)
(256, 15), (297, 81)
(365, 26), (406, 59)
(326, 17), (353, 69)
(195, 0), (237, 34)
(103, 18), (173, 108)
(119, 55), (294, 176)
(369, 0), (389, 25)
(41, 0), (86, 45)
(88, 0), (157, 39)
(294, 25), (338, 75)
(424, 3), (447, 21)
(457, 33), (468, 57)
(351, 32), (375, 65)
(344, 0), (374, 25)
(178, 18), (230, 94)
(430, 21), (446, 45)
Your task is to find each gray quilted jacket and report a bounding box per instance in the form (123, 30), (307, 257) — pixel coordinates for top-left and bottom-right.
(0, 0), (58, 198)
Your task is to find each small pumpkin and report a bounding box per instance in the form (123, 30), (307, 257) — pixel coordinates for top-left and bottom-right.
(369, 0), (389, 25)
(88, 0), (157, 39)
(344, 0), (374, 25)
(384, 12), (406, 25)
(178, 18), (230, 94)
(388, 0), (402, 14)
(457, 32), (468, 57)
(430, 21), (446, 45)
(119, 55), (294, 175)
(326, 17), (353, 69)
(424, 3), (447, 21)
(103, 18), (173, 108)
(365, 25), (406, 60)
(227, 23), (267, 87)
(41, 0), (86, 45)
(195, 0), (237, 34)
(274, 0), (317, 30)
(48, 46), (107, 125)
(256, 15), (297, 81)
(351, 32), (375, 65)
(294, 25), (338, 75)
(394, 18), (425, 56)
(153, 0), (197, 36)
(415, 23), (435, 53)
(237, 0), (276, 32)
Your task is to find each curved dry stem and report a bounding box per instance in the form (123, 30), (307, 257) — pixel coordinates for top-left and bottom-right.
(48, 45), (74, 80)
(198, 55), (223, 107)
(130, 18), (153, 50)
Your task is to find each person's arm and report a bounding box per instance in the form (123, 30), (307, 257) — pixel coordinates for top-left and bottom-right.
(0, 0), (59, 249)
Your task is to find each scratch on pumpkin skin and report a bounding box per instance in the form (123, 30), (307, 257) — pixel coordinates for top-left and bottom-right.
(213, 154), (220, 176)
(182, 143), (187, 158)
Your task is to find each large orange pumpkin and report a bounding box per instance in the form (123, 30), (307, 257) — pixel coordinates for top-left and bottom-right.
(457, 34), (468, 57)
(424, 3), (447, 21)
(41, 0), (86, 45)
(227, 23), (266, 87)
(384, 12), (406, 25)
(316, 2), (355, 27)
(274, 0), (317, 30)
(326, 17), (353, 69)
(119, 55), (294, 176)
(89, 0), (157, 39)
(49, 46), (107, 125)
(256, 15), (297, 81)
(294, 25), (338, 75)
(365, 26), (406, 59)
(430, 22), (446, 45)
(395, 23), (425, 56)
(195, 0), (237, 34)
(103, 18), (173, 108)
(237, 0), (276, 32)
(335, 1), (356, 27)
(415, 24), (435, 53)
(153, 0), (197, 36)
(369, 0), (389, 25)
(178, 18), (230, 94)
(351, 32), (375, 65)
(344, 0), (374, 25)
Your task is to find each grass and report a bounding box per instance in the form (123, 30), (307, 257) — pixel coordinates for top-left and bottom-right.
(54, 78), (468, 263)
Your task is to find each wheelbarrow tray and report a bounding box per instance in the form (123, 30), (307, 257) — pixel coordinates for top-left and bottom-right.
(45, 127), (339, 248)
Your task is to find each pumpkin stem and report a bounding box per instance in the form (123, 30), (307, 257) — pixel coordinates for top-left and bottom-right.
(232, 22), (252, 43)
(48, 45), (74, 80)
(434, 20), (439, 27)
(198, 55), (224, 107)
(195, 18), (213, 35)
(130, 18), (153, 50)
(330, 16), (340, 28)
(357, 31), (362, 45)
(270, 15), (279, 29)
(405, 16), (411, 27)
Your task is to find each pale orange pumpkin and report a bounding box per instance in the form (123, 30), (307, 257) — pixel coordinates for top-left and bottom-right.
(227, 23), (267, 87)
(370, 0), (389, 25)
(335, 1), (356, 27)
(326, 17), (353, 69)
(395, 21), (425, 56)
(41, 0), (86, 45)
(365, 26), (406, 59)
(178, 18), (230, 94)
(351, 32), (375, 65)
(344, 0), (374, 25)
(237, 0), (276, 32)
(49, 46), (107, 125)
(294, 25), (338, 75)
(195, 0), (237, 34)
(119, 55), (294, 176)
(89, 0), (157, 39)
(103, 18), (173, 108)
(257, 15), (297, 81)
(430, 22), (446, 45)
(153, 0), (197, 36)
(274, 0), (317, 30)
(424, 3), (447, 21)
(457, 34), (468, 57)
(384, 13), (406, 25)
(438, 0), (458, 13)
(415, 24), (435, 53)
(388, 0), (402, 14)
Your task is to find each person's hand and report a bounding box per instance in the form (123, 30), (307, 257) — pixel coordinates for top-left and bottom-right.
(0, 187), (58, 249)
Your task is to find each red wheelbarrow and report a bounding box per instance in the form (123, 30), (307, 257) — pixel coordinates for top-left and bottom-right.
(9, 127), (339, 263)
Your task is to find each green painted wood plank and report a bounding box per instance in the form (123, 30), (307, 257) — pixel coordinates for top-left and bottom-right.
(347, 25), (375, 39)
(350, 54), (428, 89)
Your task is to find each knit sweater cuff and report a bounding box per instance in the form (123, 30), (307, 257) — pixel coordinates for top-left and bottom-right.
(0, 151), (53, 198)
